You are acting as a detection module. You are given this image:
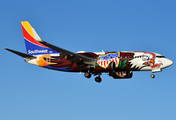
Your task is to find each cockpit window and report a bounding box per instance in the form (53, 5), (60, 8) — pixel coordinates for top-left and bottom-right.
(156, 56), (165, 58)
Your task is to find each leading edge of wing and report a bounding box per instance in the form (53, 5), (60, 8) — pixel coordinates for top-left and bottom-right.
(36, 40), (96, 65)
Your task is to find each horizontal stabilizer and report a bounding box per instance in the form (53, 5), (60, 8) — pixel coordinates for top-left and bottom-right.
(4, 48), (36, 59)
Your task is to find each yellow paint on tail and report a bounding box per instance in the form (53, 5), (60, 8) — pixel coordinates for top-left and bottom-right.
(21, 21), (34, 37)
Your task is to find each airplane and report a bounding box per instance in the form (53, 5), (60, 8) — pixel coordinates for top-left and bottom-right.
(5, 21), (173, 83)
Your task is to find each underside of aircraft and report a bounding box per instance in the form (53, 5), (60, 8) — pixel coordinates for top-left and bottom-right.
(5, 21), (173, 83)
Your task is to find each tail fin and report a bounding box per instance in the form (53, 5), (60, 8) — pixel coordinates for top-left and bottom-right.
(21, 21), (58, 55)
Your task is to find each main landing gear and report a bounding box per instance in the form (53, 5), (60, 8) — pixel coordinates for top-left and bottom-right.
(84, 72), (91, 78)
(84, 72), (102, 83)
(95, 75), (102, 83)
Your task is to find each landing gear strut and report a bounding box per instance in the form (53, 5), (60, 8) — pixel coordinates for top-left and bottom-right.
(151, 74), (155, 78)
(150, 69), (162, 78)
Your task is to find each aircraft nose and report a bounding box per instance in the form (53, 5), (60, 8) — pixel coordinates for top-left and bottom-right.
(165, 58), (173, 67)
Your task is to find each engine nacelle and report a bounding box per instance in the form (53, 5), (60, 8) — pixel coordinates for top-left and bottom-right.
(109, 71), (133, 79)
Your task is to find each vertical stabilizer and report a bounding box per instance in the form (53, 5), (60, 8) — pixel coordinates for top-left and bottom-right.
(21, 21), (58, 55)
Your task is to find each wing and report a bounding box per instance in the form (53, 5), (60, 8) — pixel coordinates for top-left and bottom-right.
(36, 40), (96, 65)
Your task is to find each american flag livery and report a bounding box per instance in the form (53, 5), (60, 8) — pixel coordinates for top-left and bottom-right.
(97, 52), (120, 68)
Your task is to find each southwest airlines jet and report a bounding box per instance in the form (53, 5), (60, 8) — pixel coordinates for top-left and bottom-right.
(5, 21), (173, 83)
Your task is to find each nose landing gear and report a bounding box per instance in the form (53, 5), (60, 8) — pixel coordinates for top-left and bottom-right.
(150, 69), (161, 78)
(151, 74), (155, 78)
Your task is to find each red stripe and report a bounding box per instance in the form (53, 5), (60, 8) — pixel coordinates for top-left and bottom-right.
(21, 24), (47, 48)
(115, 58), (118, 66)
(104, 61), (106, 67)
(112, 59), (114, 62)
(106, 60), (109, 66)
(101, 61), (103, 66)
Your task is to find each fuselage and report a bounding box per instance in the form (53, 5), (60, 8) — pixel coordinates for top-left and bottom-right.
(25, 51), (173, 73)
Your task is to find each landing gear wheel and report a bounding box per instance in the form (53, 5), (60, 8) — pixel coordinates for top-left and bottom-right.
(151, 74), (155, 78)
(95, 77), (102, 83)
(84, 72), (91, 78)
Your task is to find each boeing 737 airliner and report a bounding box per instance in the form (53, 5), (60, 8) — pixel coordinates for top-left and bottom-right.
(5, 21), (173, 83)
